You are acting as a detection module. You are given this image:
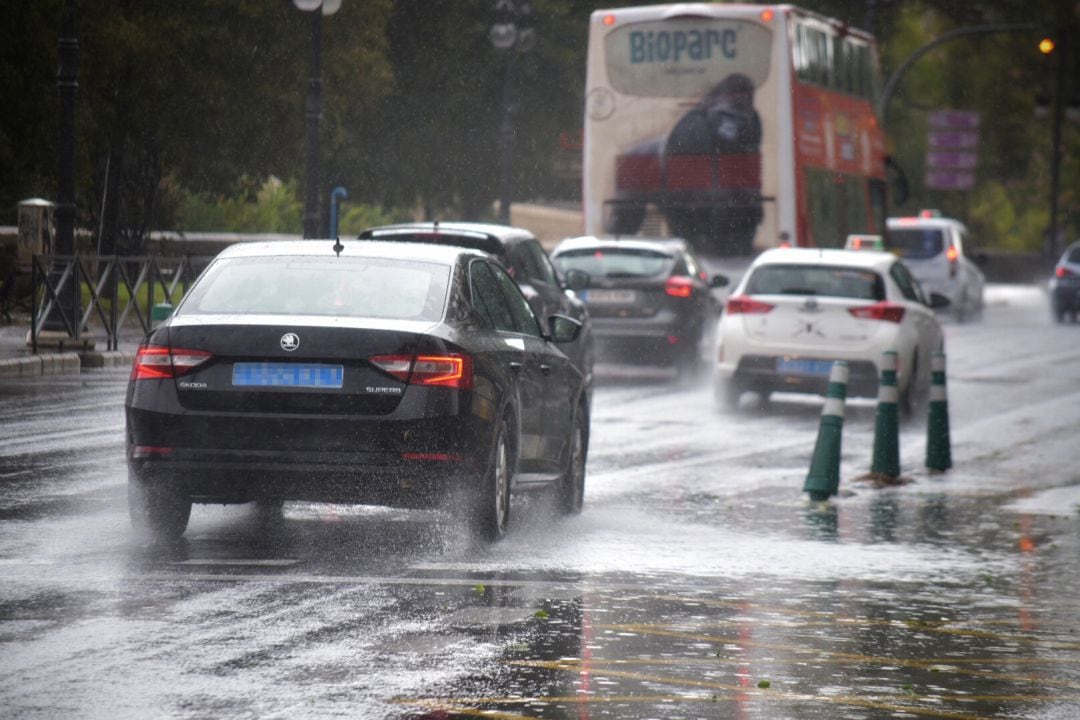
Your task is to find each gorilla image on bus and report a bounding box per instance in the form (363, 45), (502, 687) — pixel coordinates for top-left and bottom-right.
(609, 72), (764, 255)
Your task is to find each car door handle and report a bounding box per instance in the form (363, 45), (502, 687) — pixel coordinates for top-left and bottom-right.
(508, 361), (523, 373)
(540, 364), (553, 375)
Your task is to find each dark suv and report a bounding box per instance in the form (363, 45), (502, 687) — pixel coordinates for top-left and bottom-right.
(550, 236), (728, 371)
(359, 222), (594, 400)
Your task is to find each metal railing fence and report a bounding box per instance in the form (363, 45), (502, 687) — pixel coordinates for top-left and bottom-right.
(30, 254), (213, 353)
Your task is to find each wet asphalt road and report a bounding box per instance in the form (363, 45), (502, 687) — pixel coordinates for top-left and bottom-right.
(1, 284), (1079, 719)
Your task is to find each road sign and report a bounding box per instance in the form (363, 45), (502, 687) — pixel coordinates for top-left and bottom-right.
(927, 131), (979, 149)
(926, 151), (978, 169)
(925, 170), (976, 191)
(926, 109), (980, 191)
(928, 110), (981, 130)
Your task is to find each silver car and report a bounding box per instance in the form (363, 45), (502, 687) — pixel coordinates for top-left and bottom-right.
(885, 212), (986, 322)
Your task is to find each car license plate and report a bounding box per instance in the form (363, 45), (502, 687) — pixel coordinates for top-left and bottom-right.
(584, 289), (637, 304)
(232, 362), (344, 388)
(776, 358), (834, 376)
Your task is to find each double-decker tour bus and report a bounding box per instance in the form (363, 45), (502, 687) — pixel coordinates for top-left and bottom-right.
(583, 4), (887, 255)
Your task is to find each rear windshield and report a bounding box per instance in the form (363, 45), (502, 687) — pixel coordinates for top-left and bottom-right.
(180, 256), (450, 321)
(886, 228), (945, 260)
(553, 247), (672, 278)
(745, 264), (885, 301)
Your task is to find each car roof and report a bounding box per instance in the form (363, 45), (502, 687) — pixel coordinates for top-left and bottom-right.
(213, 239), (485, 265)
(554, 235), (689, 256)
(887, 216), (965, 231)
(750, 246), (897, 273)
(358, 222), (537, 252)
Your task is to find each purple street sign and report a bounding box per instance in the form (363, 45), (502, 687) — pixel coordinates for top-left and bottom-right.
(926, 150), (978, 170)
(928, 130), (979, 149)
(928, 110), (981, 129)
(925, 170), (976, 191)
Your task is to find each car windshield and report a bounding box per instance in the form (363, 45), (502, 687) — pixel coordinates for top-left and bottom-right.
(745, 264), (885, 300)
(179, 255), (450, 321)
(554, 247), (672, 278)
(886, 228), (945, 259)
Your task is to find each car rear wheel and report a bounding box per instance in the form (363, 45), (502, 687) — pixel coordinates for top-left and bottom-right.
(1053, 302), (1069, 323)
(557, 405), (588, 516)
(128, 468), (191, 541)
(254, 497), (285, 526)
(473, 417), (511, 542)
(715, 377), (742, 412)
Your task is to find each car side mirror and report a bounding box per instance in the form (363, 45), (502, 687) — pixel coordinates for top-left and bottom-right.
(562, 268), (590, 292)
(547, 314), (582, 344)
(710, 274), (730, 289)
(928, 292), (951, 309)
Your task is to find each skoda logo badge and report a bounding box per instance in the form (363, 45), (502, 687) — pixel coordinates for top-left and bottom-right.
(280, 333), (300, 352)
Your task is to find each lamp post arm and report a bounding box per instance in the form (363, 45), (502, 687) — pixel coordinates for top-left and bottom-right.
(877, 22), (1041, 124)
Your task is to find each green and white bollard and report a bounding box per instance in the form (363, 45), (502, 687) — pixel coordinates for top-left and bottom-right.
(869, 350), (901, 479)
(804, 361), (848, 502)
(926, 351), (952, 472)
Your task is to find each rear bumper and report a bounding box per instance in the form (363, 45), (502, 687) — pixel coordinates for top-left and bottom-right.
(127, 447), (476, 507)
(590, 311), (704, 356)
(125, 400), (491, 506)
(721, 354), (880, 398)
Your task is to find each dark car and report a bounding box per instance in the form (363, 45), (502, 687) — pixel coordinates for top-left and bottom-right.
(358, 222), (594, 401)
(1050, 241), (1080, 323)
(550, 236), (728, 370)
(125, 240), (589, 542)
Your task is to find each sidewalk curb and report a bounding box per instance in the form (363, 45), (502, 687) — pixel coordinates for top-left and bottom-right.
(79, 350), (136, 370)
(0, 351), (135, 378)
(0, 352), (83, 378)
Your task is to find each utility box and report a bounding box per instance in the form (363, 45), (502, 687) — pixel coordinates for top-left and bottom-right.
(17, 198), (54, 267)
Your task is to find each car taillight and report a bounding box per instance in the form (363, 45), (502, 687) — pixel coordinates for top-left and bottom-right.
(946, 244), (959, 277)
(131, 345), (212, 380)
(1056, 266), (1075, 278)
(370, 353), (473, 389)
(726, 295), (775, 314)
(665, 276), (694, 298)
(848, 302), (905, 323)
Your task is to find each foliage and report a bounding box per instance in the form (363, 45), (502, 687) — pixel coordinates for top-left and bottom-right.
(177, 176), (403, 236)
(177, 177), (303, 234)
(876, 1), (1079, 251)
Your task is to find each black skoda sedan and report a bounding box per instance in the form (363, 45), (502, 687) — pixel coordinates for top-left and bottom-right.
(125, 240), (589, 542)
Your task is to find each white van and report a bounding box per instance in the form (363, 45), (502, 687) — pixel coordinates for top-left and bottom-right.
(885, 211), (986, 321)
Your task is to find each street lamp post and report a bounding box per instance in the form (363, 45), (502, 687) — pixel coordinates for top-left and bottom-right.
(39, 0), (80, 343)
(293, 0), (342, 239)
(489, 0), (535, 225)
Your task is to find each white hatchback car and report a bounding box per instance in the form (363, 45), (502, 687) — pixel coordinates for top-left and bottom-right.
(715, 247), (948, 413)
(885, 213), (986, 321)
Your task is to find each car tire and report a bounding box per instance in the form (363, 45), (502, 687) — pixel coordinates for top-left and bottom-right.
(715, 377), (742, 412)
(128, 468), (191, 541)
(675, 342), (703, 381)
(473, 416), (512, 542)
(557, 404), (588, 516)
(954, 291), (968, 323)
(254, 497), (285, 527)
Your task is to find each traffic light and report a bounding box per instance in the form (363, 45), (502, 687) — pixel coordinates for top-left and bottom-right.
(1038, 37), (1056, 54)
